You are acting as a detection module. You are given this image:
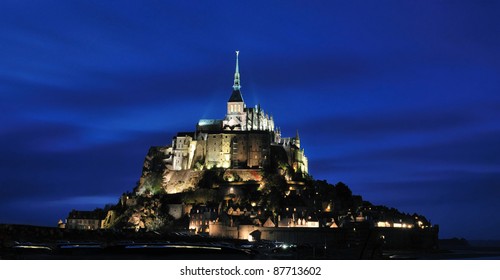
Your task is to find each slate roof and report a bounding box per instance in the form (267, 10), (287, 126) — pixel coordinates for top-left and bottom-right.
(228, 89), (244, 102)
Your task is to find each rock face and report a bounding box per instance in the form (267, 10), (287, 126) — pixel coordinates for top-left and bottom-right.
(134, 146), (207, 195)
(163, 169), (205, 194)
(135, 146), (168, 195)
(222, 169), (263, 182)
(135, 146), (267, 196)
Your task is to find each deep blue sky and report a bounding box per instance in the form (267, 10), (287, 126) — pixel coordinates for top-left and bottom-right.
(1, 1), (499, 240)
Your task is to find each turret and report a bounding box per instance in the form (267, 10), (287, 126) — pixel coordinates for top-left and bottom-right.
(295, 130), (301, 149)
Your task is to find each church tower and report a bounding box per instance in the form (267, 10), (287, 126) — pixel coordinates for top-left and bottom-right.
(223, 51), (247, 131)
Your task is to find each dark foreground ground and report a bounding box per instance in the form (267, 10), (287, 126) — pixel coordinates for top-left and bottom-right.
(1, 224), (499, 260)
(384, 239), (500, 260)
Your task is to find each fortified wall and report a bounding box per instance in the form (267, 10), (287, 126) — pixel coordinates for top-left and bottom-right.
(209, 223), (439, 250)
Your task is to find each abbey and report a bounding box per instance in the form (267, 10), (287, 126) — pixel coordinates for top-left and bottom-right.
(164, 51), (308, 174)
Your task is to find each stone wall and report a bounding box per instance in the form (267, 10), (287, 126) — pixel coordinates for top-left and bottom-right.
(209, 223), (348, 247)
(209, 223), (438, 250)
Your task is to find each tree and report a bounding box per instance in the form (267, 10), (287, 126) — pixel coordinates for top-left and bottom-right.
(261, 173), (288, 211)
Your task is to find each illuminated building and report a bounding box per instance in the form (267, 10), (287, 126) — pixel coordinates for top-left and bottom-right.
(165, 51), (308, 174)
(66, 210), (105, 230)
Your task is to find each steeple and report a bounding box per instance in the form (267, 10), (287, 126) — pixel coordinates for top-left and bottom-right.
(228, 50), (244, 103)
(224, 51), (246, 131)
(233, 50), (240, 91)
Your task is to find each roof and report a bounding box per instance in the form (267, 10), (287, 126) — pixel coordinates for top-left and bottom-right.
(228, 89), (244, 102)
(198, 119), (222, 126)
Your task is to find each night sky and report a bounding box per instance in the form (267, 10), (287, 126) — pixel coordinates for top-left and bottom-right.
(1, 1), (499, 240)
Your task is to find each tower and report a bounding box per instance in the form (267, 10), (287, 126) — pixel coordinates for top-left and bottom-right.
(223, 51), (246, 131)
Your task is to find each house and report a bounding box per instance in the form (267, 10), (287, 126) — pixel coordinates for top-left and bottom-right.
(66, 209), (105, 230)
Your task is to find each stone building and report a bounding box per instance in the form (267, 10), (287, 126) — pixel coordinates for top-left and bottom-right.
(66, 209), (105, 230)
(189, 204), (218, 234)
(165, 51), (307, 173)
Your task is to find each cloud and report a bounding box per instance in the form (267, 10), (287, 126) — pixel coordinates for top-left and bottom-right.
(347, 129), (500, 169)
(360, 171), (500, 239)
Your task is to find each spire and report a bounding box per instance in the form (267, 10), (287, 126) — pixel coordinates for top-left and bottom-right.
(233, 50), (240, 91)
(295, 130), (301, 148)
(228, 50), (244, 102)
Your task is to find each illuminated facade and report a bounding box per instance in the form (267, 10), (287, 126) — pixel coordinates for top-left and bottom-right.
(166, 51), (307, 173)
(66, 210), (105, 230)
